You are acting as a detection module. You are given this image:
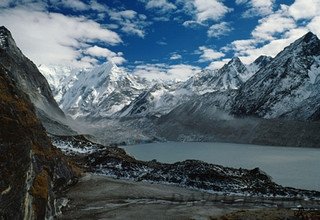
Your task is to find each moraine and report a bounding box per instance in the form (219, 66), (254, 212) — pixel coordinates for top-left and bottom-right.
(121, 142), (320, 191)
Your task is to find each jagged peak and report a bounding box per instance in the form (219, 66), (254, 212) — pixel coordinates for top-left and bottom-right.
(287, 31), (320, 50)
(0, 26), (19, 52)
(220, 57), (245, 71)
(229, 57), (242, 64)
(0, 26), (10, 34)
(252, 55), (273, 66)
(302, 31), (319, 43)
(0, 26), (11, 48)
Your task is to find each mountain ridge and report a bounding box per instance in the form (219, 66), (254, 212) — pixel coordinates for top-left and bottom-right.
(0, 26), (76, 135)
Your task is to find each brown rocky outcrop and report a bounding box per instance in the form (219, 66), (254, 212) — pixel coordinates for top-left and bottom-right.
(0, 65), (80, 219)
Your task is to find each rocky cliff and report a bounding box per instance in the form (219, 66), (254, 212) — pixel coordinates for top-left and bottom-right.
(0, 65), (80, 219)
(0, 26), (75, 135)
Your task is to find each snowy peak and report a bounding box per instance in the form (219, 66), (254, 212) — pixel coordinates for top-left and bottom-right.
(246, 55), (273, 80)
(252, 55), (273, 68)
(232, 31), (320, 120)
(217, 57), (247, 89)
(301, 31), (319, 44)
(280, 32), (320, 57)
(54, 61), (149, 119)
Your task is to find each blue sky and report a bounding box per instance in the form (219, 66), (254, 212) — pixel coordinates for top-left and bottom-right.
(0, 0), (319, 80)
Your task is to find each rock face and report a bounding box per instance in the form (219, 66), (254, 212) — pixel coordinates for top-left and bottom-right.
(0, 26), (75, 135)
(155, 32), (320, 147)
(232, 32), (320, 120)
(0, 64), (79, 218)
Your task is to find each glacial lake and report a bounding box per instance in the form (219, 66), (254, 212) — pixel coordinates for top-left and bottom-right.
(121, 142), (320, 191)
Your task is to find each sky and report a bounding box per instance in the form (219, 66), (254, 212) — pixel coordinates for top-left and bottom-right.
(0, 0), (320, 81)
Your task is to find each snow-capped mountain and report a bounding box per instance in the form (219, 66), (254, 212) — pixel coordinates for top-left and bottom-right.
(155, 32), (320, 147)
(117, 56), (273, 118)
(182, 56), (272, 96)
(118, 82), (192, 117)
(53, 62), (149, 119)
(41, 54), (271, 120)
(232, 32), (320, 121)
(38, 64), (84, 103)
(182, 58), (247, 95)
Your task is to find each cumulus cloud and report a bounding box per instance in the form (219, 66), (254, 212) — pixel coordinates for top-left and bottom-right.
(236, 0), (275, 17)
(85, 46), (126, 65)
(0, 6), (122, 68)
(198, 46), (225, 62)
(192, 0), (231, 23)
(133, 63), (201, 81)
(288, 0), (320, 20)
(252, 6), (296, 41)
(207, 22), (233, 38)
(226, 1), (320, 64)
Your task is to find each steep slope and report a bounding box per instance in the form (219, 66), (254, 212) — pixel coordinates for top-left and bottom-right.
(38, 64), (84, 104)
(55, 62), (148, 120)
(0, 26), (75, 135)
(0, 65), (79, 219)
(157, 32), (320, 147)
(118, 82), (193, 117)
(118, 57), (268, 118)
(232, 32), (320, 120)
(245, 55), (273, 80)
(183, 57), (248, 94)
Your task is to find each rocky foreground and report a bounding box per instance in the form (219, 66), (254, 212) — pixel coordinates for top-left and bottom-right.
(50, 135), (320, 219)
(59, 175), (320, 220)
(51, 135), (320, 199)
(0, 66), (80, 219)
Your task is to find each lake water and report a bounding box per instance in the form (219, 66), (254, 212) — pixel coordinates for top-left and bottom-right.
(121, 142), (320, 191)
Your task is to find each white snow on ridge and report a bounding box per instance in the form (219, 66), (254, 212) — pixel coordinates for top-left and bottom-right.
(308, 57), (320, 84)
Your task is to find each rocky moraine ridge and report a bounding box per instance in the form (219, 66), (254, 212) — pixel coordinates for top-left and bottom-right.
(51, 135), (320, 200)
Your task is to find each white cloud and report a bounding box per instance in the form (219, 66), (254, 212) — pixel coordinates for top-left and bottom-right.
(145, 0), (177, 12)
(289, 0), (320, 20)
(170, 52), (182, 60)
(58, 0), (88, 11)
(198, 46), (225, 62)
(85, 46), (126, 65)
(36, 0), (107, 12)
(182, 20), (205, 28)
(157, 40), (168, 45)
(226, 2), (318, 64)
(133, 63), (201, 81)
(192, 0), (232, 23)
(307, 16), (320, 36)
(252, 6), (296, 41)
(0, 7), (122, 68)
(107, 9), (150, 38)
(237, 0), (275, 17)
(207, 22), (233, 38)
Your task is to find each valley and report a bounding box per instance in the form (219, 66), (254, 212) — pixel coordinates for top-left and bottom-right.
(1, 20), (320, 219)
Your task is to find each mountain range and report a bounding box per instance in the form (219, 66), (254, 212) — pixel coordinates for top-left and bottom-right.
(2, 24), (320, 146)
(36, 31), (320, 146)
(1, 25), (320, 219)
